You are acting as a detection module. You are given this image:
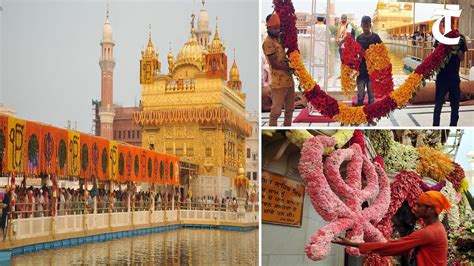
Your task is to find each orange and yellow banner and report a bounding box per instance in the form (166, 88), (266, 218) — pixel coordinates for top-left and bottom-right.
(41, 125), (57, 175)
(7, 117), (26, 173)
(25, 121), (44, 175)
(68, 130), (81, 177)
(0, 115), (179, 184)
(95, 138), (109, 181)
(109, 140), (119, 182)
(79, 133), (95, 179)
(57, 128), (69, 176)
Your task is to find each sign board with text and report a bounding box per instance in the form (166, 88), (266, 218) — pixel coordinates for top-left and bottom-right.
(262, 171), (305, 227)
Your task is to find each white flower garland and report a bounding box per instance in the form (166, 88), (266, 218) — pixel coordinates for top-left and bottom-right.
(439, 181), (460, 229)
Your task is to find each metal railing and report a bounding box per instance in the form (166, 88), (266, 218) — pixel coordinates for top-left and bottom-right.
(7, 198), (259, 220)
(386, 36), (474, 76)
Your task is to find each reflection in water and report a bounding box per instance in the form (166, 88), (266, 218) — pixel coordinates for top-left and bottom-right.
(12, 229), (258, 265)
(299, 37), (409, 81)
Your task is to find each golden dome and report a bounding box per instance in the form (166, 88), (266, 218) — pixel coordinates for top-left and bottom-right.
(208, 18), (225, 54)
(238, 167), (245, 175)
(175, 36), (204, 70)
(174, 12), (205, 71)
(230, 59), (240, 81)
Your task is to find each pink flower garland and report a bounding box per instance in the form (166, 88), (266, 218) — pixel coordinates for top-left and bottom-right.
(299, 136), (390, 260)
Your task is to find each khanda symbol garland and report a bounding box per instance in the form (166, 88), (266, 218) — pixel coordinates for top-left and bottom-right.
(69, 135), (80, 176)
(9, 123), (24, 171)
(43, 132), (54, 171)
(110, 145), (118, 178)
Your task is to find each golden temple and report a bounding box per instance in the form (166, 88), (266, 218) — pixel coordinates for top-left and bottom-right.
(373, 0), (413, 33)
(133, 4), (251, 197)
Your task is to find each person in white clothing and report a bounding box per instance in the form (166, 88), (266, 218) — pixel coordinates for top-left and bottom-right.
(313, 16), (330, 80)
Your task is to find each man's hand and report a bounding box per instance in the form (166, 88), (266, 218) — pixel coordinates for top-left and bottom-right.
(331, 236), (361, 248)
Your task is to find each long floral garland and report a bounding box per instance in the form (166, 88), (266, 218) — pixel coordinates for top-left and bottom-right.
(365, 43), (394, 98)
(439, 181), (460, 229)
(377, 170), (423, 239)
(341, 37), (364, 98)
(274, 0), (460, 125)
(341, 38), (394, 99)
(298, 136), (390, 260)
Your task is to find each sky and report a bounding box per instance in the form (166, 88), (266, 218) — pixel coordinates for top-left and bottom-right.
(1, 0), (259, 133)
(261, 0), (458, 24)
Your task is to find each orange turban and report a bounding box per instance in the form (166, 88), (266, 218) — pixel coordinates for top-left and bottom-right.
(267, 13), (280, 27)
(417, 191), (451, 214)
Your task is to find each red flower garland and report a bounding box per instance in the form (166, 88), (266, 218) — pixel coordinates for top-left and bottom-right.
(414, 30), (459, 78)
(370, 66), (394, 98)
(304, 87), (340, 117)
(341, 35), (364, 71)
(373, 156), (385, 170)
(273, 0), (459, 124)
(377, 171), (422, 237)
(349, 130), (366, 156)
(446, 162), (465, 191)
(273, 0), (298, 54)
(366, 170), (422, 265)
(363, 97), (398, 122)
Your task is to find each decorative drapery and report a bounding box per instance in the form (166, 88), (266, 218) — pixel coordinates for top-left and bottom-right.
(0, 115), (179, 184)
(133, 107), (252, 137)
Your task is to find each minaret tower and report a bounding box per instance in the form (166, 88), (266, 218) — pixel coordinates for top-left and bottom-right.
(99, 3), (116, 139)
(197, 0), (211, 48)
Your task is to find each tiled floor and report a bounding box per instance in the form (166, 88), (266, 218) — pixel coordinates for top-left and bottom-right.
(262, 75), (474, 127)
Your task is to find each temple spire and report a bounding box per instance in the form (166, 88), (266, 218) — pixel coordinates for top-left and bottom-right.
(106, 0), (110, 20)
(147, 24), (153, 47)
